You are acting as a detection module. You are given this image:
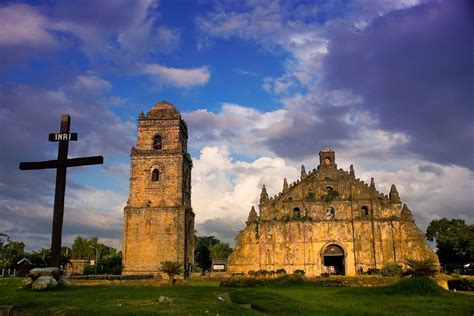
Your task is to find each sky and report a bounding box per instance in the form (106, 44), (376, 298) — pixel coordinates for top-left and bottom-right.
(0, 0), (473, 251)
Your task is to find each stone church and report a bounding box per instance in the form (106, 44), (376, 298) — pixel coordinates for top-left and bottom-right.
(227, 147), (439, 276)
(122, 101), (194, 276)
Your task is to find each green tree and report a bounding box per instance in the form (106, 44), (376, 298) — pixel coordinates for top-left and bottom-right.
(194, 236), (219, 271)
(426, 218), (473, 267)
(3, 240), (25, 268)
(209, 242), (233, 259)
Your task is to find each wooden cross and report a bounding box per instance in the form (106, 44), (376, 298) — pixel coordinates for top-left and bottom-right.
(19, 115), (103, 268)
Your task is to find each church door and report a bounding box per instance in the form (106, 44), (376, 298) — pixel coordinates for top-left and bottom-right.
(322, 244), (345, 275)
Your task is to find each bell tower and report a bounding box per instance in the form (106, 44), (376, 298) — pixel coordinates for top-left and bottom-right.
(319, 146), (337, 169)
(122, 101), (194, 277)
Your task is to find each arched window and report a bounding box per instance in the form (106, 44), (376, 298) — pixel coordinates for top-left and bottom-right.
(324, 157), (331, 165)
(151, 169), (160, 182)
(326, 186), (333, 193)
(153, 135), (162, 150)
(293, 207), (301, 218)
(361, 206), (369, 217)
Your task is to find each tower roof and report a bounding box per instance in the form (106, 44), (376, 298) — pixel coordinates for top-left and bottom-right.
(146, 100), (180, 118)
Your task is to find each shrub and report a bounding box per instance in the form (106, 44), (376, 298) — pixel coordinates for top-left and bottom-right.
(385, 276), (442, 296)
(84, 265), (96, 275)
(320, 190), (339, 202)
(405, 258), (437, 277)
(160, 261), (183, 286)
(367, 268), (381, 275)
(381, 263), (403, 277)
(293, 269), (305, 276)
(275, 269), (286, 276)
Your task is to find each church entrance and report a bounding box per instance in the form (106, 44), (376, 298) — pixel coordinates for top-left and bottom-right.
(322, 244), (345, 275)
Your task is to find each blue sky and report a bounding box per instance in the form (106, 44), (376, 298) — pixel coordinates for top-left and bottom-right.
(0, 0), (473, 250)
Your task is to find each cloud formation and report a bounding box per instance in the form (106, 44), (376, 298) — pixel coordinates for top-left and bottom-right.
(0, 74), (133, 249)
(142, 64), (211, 87)
(197, 0), (474, 170)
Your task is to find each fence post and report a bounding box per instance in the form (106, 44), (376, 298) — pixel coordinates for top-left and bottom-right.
(1, 268), (3, 277)
(13, 268), (16, 276)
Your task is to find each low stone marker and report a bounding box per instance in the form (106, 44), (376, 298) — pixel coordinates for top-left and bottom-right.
(32, 276), (57, 291)
(29, 267), (69, 290)
(158, 296), (174, 304)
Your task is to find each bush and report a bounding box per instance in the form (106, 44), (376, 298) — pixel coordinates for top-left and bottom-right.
(405, 258), (437, 277)
(275, 269), (286, 276)
(448, 278), (474, 291)
(293, 269), (305, 276)
(160, 261), (183, 286)
(384, 276), (442, 296)
(381, 263), (403, 277)
(367, 268), (381, 275)
(84, 265), (96, 275)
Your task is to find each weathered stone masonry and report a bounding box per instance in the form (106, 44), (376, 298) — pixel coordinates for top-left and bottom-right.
(122, 101), (194, 276)
(228, 147), (439, 276)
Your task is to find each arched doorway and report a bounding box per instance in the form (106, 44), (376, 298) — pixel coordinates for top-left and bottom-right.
(322, 244), (345, 275)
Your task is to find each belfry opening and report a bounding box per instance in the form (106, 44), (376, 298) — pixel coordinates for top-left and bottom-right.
(322, 244), (345, 275)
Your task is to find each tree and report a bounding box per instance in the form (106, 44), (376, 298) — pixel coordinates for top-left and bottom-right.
(209, 242), (232, 259)
(160, 261), (183, 286)
(3, 240), (25, 268)
(194, 236), (219, 271)
(426, 218), (473, 268)
(405, 258), (437, 277)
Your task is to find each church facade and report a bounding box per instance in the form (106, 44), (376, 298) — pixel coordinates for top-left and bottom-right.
(227, 148), (439, 276)
(122, 101), (194, 276)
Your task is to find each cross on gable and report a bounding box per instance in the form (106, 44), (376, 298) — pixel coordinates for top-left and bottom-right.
(19, 114), (104, 268)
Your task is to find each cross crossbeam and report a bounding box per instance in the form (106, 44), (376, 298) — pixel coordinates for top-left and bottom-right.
(19, 114), (104, 268)
(19, 156), (103, 170)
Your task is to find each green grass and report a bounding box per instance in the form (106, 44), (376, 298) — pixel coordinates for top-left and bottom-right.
(0, 277), (473, 315)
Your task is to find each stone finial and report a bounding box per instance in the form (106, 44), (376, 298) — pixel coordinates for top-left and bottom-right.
(301, 165), (307, 180)
(350, 164), (355, 178)
(401, 204), (414, 221)
(389, 184), (401, 203)
(283, 178), (289, 193)
(246, 206), (258, 225)
(370, 177), (375, 190)
(139, 111), (145, 119)
(260, 185), (269, 204)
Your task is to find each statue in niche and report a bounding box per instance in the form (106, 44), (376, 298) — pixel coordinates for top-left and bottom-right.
(326, 207), (335, 220)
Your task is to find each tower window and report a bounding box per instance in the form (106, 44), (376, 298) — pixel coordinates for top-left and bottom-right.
(324, 157), (331, 165)
(151, 169), (160, 182)
(153, 135), (162, 150)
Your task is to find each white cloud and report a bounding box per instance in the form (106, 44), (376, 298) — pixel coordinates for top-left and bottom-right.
(143, 64), (211, 87)
(0, 3), (57, 46)
(355, 162), (474, 230)
(192, 146), (298, 224)
(184, 103), (286, 156)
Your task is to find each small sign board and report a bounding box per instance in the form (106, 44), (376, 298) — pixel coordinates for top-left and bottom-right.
(49, 133), (78, 141)
(212, 264), (225, 271)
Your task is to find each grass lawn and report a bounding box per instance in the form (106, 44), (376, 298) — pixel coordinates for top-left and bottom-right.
(0, 277), (473, 315)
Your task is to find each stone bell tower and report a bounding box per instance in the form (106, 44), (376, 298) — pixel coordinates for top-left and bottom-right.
(122, 101), (194, 277)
